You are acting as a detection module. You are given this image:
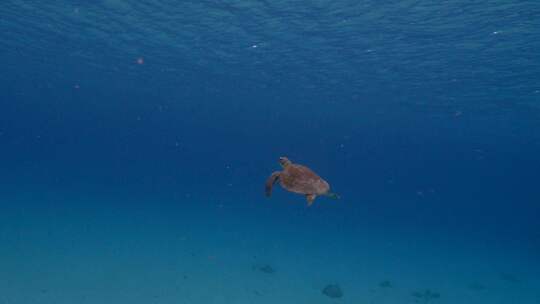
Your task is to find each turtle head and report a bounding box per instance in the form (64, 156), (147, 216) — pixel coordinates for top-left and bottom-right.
(278, 157), (291, 168)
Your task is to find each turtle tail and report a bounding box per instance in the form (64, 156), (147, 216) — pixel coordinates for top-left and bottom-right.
(325, 192), (340, 200)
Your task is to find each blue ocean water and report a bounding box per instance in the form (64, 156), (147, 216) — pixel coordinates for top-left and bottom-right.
(1, 1), (539, 303)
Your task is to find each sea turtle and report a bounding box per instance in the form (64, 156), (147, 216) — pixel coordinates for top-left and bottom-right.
(265, 157), (339, 206)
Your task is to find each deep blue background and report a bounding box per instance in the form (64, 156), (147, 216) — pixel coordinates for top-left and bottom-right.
(1, 1), (539, 255)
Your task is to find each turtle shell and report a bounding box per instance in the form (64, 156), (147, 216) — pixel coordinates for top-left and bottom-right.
(279, 163), (330, 195)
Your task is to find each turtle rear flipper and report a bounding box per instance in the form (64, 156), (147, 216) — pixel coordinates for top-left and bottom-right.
(306, 194), (317, 206)
(265, 172), (280, 197)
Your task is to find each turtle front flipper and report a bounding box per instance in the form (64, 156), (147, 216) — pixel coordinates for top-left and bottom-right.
(265, 172), (280, 197)
(306, 194), (317, 206)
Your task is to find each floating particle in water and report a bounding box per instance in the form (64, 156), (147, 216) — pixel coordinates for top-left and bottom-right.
(136, 57), (144, 64)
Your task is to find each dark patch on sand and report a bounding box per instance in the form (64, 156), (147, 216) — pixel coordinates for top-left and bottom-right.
(500, 272), (521, 283)
(379, 280), (392, 288)
(253, 264), (275, 274)
(468, 282), (486, 291)
(322, 284), (343, 298)
(412, 289), (440, 303)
